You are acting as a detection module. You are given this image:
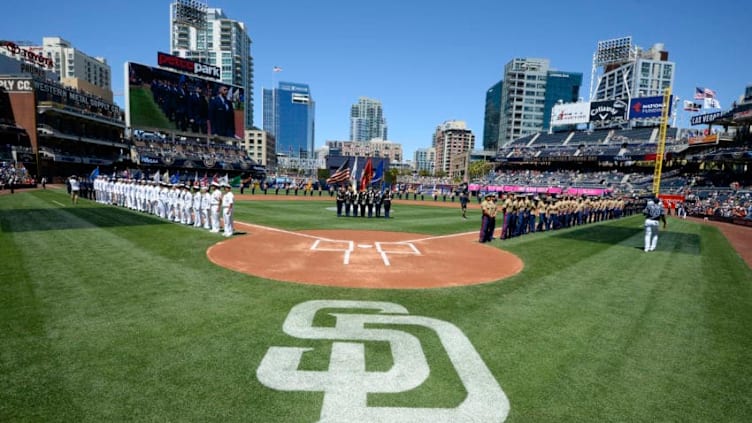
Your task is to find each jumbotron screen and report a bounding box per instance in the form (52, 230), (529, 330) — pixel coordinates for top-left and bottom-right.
(126, 61), (244, 139)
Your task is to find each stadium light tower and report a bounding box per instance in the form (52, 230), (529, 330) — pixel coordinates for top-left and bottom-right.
(589, 36), (634, 101)
(171, 0), (209, 62)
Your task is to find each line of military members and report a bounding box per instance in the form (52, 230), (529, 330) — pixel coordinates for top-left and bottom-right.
(91, 176), (235, 236)
(334, 185), (393, 218)
(480, 192), (640, 243)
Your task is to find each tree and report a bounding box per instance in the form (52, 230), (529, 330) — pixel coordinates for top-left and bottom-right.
(468, 160), (493, 180)
(386, 167), (399, 185)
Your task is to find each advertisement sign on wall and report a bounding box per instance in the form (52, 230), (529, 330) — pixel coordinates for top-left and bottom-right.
(629, 96), (672, 119)
(551, 102), (590, 126)
(589, 99), (628, 122)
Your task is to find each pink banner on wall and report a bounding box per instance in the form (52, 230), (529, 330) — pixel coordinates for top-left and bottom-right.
(469, 185), (611, 196)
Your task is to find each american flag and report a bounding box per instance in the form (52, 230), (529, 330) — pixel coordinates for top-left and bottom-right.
(273, 66), (283, 73)
(695, 87), (717, 99)
(326, 158), (351, 185)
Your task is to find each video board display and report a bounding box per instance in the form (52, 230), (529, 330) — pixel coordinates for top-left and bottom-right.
(126, 62), (244, 139)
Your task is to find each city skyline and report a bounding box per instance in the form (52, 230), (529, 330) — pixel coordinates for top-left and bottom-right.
(2, 0), (750, 159)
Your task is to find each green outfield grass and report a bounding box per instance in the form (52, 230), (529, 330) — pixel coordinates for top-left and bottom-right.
(1, 188), (751, 422)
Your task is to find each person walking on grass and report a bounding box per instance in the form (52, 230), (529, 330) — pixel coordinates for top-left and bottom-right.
(643, 198), (666, 252)
(69, 175), (80, 205)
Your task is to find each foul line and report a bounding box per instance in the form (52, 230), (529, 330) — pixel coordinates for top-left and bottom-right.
(235, 221), (340, 242)
(52, 200), (66, 207)
(235, 221), (480, 248)
(399, 231), (479, 244)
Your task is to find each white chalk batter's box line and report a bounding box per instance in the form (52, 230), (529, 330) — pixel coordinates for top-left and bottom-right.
(310, 239), (421, 266)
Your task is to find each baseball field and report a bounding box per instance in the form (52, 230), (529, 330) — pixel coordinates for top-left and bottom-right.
(2, 187), (751, 422)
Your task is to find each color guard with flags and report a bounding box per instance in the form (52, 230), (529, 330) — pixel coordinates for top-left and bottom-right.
(326, 158), (351, 185)
(350, 157), (358, 191)
(360, 157), (374, 191)
(371, 159), (384, 186)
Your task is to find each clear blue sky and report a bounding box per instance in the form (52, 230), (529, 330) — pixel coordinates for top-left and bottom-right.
(2, 0), (750, 158)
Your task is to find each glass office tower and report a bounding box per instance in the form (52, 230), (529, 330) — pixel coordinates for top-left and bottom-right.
(263, 82), (315, 158)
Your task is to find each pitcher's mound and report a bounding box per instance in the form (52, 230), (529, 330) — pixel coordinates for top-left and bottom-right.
(207, 225), (523, 289)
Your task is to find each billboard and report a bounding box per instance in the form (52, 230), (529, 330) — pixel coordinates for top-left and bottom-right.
(589, 99), (628, 122)
(157, 52), (220, 80)
(629, 96), (672, 119)
(690, 111), (722, 126)
(688, 134), (719, 146)
(126, 62), (244, 139)
(551, 102), (590, 126)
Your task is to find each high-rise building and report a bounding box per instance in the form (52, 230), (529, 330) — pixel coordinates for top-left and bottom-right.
(590, 37), (674, 103)
(350, 97), (387, 141)
(433, 120), (474, 174)
(325, 139), (402, 163)
(497, 58), (582, 145)
(169, 1), (254, 129)
(263, 82), (315, 158)
(542, 71), (583, 131)
(483, 81), (502, 151)
(413, 148), (436, 174)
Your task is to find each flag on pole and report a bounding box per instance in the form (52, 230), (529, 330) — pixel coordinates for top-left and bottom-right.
(162, 170), (170, 184)
(326, 158), (351, 185)
(703, 88), (717, 99)
(371, 159), (384, 185)
(221, 174), (229, 185)
(360, 157), (374, 190)
(153, 170), (161, 183)
(201, 172), (208, 187)
(273, 66), (283, 72)
(89, 167), (99, 181)
(194, 171), (199, 186)
(351, 157), (359, 191)
(703, 97), (721, 109)
(694, 87), (705, 100)
(170, 171), (180, 185)
(230, 175), (242, 187)
(683, 100), (702, 112)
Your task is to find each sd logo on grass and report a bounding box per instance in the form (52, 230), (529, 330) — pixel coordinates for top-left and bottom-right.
(257, 300), (509, 422)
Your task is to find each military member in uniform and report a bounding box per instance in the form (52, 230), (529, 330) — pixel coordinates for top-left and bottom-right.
(374, 188), (384, 217)
(479, 193), (497, 243)
(344, 186), (353, 217)
(358, 188), (368, 217)
(383, 188), (393, 218)
(222, 183), (234, 237)
(335, 185), (345, 217)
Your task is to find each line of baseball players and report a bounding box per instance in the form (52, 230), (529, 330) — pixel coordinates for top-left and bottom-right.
(92, 176), (235, 237)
